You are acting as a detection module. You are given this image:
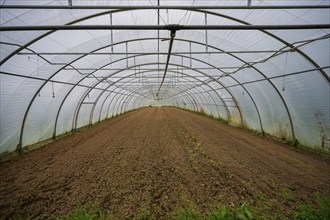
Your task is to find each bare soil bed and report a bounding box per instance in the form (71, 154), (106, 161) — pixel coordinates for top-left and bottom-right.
(0, 107), (329, 219)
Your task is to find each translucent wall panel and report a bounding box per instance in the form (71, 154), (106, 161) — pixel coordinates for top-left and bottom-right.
(0, 75), (43, 154)
(56, 86), (88, 136)
(243, 82), (291, 141)
(23, 83), (73, 146)
(272, 71), (330, 150)
(76, 104), (93, 128)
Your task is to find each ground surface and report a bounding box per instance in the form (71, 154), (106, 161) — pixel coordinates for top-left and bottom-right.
(0, 107), (329, 219)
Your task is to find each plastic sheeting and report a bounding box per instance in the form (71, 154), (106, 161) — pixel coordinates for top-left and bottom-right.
(0, 0), (329, 155)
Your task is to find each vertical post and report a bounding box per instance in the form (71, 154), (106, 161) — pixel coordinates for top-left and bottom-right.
(158, 0), (160, 86)
(110, 13), (114, 53)
(134, 57), (136, 77)
(126, 41), (128, 68)
(181, 56), (183, 77)
(208, 54), (211, 76)
(205, 13), (208, 52)
(189, 42), (192, 68)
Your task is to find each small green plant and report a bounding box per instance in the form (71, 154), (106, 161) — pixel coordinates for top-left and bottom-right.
(293, 193), (330, 220)
(168, 203), (256, 220)
(169, 206), (202, 220)
(135, 212), (154, 220)
(56, 204), (108, 220)
(281, 187), (294, 202)
(235, 203), (255, 220)
(55, 194), (330, 220)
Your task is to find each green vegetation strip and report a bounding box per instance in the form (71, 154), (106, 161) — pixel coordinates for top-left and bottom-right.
(56, 194), (330, 220)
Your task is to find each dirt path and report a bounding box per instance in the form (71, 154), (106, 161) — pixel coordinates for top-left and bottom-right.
(0, 107), (329, 219)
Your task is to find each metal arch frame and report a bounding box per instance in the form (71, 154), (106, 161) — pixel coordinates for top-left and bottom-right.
(2, 5), (330, 9)
(81, 66), (223, 128)
(1, 7), (327, 83)
(99, 70), (208, 121)
(112, 89), (154, 117)
(123, 88), (191, 114)
(51, 46), (231, 139)
(61, 51), (235, 134)
(72, 48), (251, 128)
(117, 77), (217, 118)
(72, 75), (152, 128)
(73, 85), (151, 128)
(198, 8), (328, 145)
(97, 68), (227, 122)
(106, 78), (203, 118)
(117, 70), (224, 118)
(15, 36), (240, 148)
(118, 85), (199, 116)
(72, 59), (236, 131)
(195, 9), (329, 83)
(72, 84), (148, 129)
(106, 89), (140, 118)
(54, 33), (282, 137)
(94, 79), (198, 123)
(77, 51), (240, 116)
(3, 24), (329, 32)
(168, 53), (259, 129)
(12, 32), (324, 133)
(2, 7), (327, 86)
(72, 58), (225, 129)
(8, 7), (328, 147)
(19, 30), (293, 147)
(121, 85), (216, 116)
(124, 85), (201, 112)
(106, 85), (195, 119)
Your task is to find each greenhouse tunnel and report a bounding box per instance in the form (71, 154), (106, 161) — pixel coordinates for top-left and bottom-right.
(0, 0), (329, 156)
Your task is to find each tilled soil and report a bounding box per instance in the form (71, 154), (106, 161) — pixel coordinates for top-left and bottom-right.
(0, 107), (329, 219)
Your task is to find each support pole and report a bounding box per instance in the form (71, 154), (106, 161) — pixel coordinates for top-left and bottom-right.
(1, 5), (329, 10)
(1, 24), (329, 32)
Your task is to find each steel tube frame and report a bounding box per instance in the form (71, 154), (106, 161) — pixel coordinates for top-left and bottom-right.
(74, 78), (151, 129)
(22, 36), (252, 146)
(1, 7), (327, 86)
(10, 7), (329, 148)
(118, 76), (219, 118)
(63, 45), (239, 127)
(76, 59), (233, 128)
(17, 50), (281, 55)
(91, 63), (230, 119)
(87, 82), (152, 125)
(16, 35), (245, 148)
(2, 5), (329, 10)
(105, 75), (215, 119)
(72, 34), (296, 137)
(99, 71), (209, 121)
(1, 24), (329, 32)
(17, 27), (322, 143)
(83, 63), (224, 129)
(48, 38), (234, 134)
(119, 86), (199, 116)
(51, 51), (223, 137)
(120, 70), (223, 116)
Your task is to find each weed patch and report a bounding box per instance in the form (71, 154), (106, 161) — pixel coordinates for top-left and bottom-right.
(293, 193), (330, 220)
(57, 194), (330, 220)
